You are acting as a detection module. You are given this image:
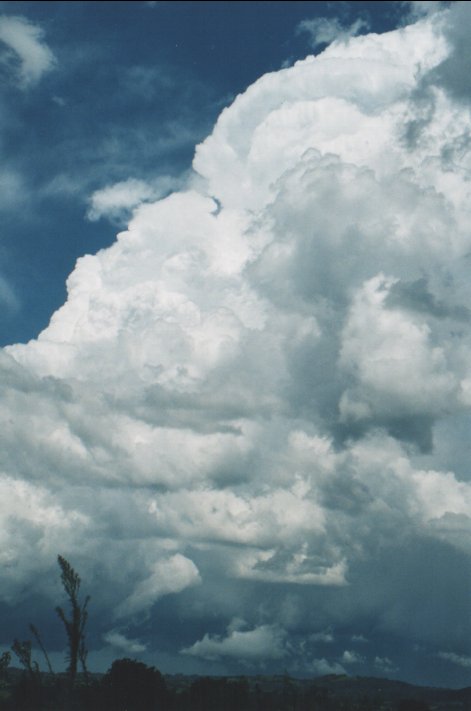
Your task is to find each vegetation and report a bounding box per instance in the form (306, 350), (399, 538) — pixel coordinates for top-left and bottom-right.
(7, 555), (91, 710)
(102, 658), (168, 711)
(0, 555), (463, 710)
(0, 663), (454, 711)
(55, 554), (90, 689)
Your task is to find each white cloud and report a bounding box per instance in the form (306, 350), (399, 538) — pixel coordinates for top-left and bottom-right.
(87, 179), (157, 222)
(2, 6), (471, 679)
(341, 649), (365, 665)
(0, 471), (89, 603)
(181, 622), (287, 662)
(235, 552), (348, 587)
(116, 554), (201, 618)
(87, 176), (183, 223)
(339, 273), (458, 422)
(401, 1), (448, 21)
(438, 651), (471, 668)
(311, 658), (346, 676)
(0, 15), (55, 87)
(297, 16), (369, 50)
(103, 630), (147, 654)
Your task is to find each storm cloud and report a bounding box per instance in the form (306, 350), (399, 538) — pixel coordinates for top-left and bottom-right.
(3, 5), (471, 686)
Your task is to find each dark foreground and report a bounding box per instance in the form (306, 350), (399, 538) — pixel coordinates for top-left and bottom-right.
(0, 659), (470, 711)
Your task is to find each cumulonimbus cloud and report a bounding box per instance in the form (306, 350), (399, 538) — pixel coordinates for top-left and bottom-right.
(2, 5), (471, 681)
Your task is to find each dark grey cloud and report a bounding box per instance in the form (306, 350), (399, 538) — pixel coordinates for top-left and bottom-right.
(385, 277), (471, 322)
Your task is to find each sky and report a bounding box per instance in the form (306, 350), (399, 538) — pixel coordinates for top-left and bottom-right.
(1, 0), (471, 690)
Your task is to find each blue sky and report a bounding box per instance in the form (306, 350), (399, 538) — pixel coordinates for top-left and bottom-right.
(2, 0), (471, 690)
(0, 0), (403, 346)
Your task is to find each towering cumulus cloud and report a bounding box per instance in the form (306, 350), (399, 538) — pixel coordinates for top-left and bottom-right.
(3, 7), (471, 684)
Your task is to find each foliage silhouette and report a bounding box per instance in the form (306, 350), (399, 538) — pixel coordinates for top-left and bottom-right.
(10, 640), (44, 711)
(7, 556), (90, 710)
(29, 624), (53, 675)
(0, 555), (450, 711)
(55, 554), (90, 690)
(10, 640), (39, 682)
(0, 653), (10, 677)
(102, 658), (168, 711)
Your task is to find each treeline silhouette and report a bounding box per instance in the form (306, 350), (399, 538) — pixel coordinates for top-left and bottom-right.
(0, 556), (435, 711)
(0, 666), (435, 711)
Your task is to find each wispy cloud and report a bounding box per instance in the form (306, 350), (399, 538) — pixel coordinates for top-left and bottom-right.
(296, 16), (369, 50)
(0, 276), (20, 314)
(87, 176), (184, 224)
(438, 651), (471, 668)
(374, 656), (398, 673)
(0, 15), (55, 87)
(401, 1), (448, 22)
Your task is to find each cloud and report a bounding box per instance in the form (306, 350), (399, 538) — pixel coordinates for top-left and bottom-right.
(0, 276), (19, 313)
(341, 650), (365, 665)
(401, 1), (448, 21)
(87, 176), (183, 224)
(115, 554), (201, 618)
(0, 168), (25, 209)
(311, 629), (334, 643)
(311, 658), (346, 676)
(181, 622), (287, 662)
(438, 652), (471, 668)
(426, 2), (471, 104)
(374, 656), (398, 673)
(0, 15), (55, 87)
(297, 16), (369, 50)
(103, 631), (147, 654)
(2, 4), (471, 684)
(338, 273), (458, 436)
(352, 635), (368, 643)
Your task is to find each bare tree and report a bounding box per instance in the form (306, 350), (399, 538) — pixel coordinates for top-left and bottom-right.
(30, 623), (54, 675)
(55, 555), (90, 689)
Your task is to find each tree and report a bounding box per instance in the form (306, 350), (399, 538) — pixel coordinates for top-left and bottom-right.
(55, 555), (90, 690)
(102, 658), (168, 711)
